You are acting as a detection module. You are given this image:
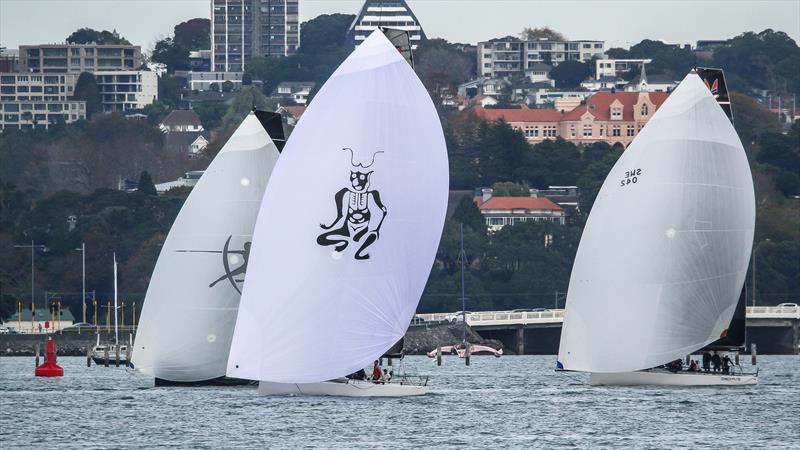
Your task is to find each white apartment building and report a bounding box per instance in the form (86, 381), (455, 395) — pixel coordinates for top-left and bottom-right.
(348, 0), (425, 49)
(595, 58), (652, 79)
(93, 70), (158, 112)
(19, 43), (143, 73)
(0, 73), (86, 129)
(478, 38), (605, 79)
(175, 70), (244, 91)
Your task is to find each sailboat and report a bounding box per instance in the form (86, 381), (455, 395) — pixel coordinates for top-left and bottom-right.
(91, 253), (129, 365)
(557, 68), (758, 386)
(225, 29), (448, 397)
(131, 110), (284, 385)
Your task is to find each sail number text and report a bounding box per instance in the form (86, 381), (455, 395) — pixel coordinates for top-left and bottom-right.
(620, 168), (642, 187)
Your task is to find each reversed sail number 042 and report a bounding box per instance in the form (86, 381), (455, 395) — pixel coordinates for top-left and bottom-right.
(620, 168), (642, 187)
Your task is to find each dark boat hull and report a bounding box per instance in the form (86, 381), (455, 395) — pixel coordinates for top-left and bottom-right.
(154, 376), (257, 387)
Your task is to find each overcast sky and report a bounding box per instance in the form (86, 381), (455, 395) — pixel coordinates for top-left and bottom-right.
(1, 0), (798, 52)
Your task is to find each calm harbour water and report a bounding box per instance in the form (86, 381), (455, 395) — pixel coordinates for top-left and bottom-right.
(1, 355), (798, 449)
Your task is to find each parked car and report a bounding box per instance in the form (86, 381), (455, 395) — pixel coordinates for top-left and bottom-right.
(777, 303), (798, 308)
(446, 311), (472, 323)
(63, 322), (97, 333)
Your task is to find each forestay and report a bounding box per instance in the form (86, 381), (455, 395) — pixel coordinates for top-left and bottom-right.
(132, 112), (281, 382)
(557, 73), (755, 373)
(226, 31), (448, 384)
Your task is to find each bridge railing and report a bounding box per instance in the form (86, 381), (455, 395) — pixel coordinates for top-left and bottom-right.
(746, 305), (800, 319)
(415, 305), (800, 327)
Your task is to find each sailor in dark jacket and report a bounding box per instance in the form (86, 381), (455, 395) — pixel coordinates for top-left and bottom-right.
(711, 351), (722, 373)
(702, 351), (712, 373)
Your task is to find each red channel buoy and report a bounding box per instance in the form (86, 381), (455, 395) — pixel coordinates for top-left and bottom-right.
(35, 337), (64, 377)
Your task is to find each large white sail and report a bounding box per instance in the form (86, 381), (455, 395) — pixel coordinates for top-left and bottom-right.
(132, 112), (282, 382)
(557, 73), (755, 373)
(226, 31), (448, 384)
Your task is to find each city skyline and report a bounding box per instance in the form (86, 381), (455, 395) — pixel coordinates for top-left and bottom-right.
(1, 0), (799, 52)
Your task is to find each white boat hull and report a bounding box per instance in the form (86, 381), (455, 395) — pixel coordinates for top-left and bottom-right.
(590, 371), (758, 386)
(258, 380), (429, 397)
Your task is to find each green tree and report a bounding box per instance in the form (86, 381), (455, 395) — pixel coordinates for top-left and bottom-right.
(173, 18), (210, 51)
(66, 28), (131, 45)
(549, 60), (592, 88)
(491, 181), (530, 196)
(220, 86), (275, 133)
(151, 37), (190, 73)
(519, 27), (566, 41)
(221, 80), (234, 92)
(297, 13), (353, 54)
(209, 82), (220, 92)
(158, 74), (185, 106)
(72, 72), (102, 118)
(713, 29), (800, 96)
(451, 195), (485, 233)
(242, 73), (253, 86)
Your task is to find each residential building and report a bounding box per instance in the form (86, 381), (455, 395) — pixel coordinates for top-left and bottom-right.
(0, 51), (19, 73)
(473, 188), (566, 232)
(211, 0), (300, 72)
(471, 90), (670, 147)
(595, 58), (651, 79)
(525, 63), (553, 85)
(277, 104), (306, 125)
(457, 77), (511, 99)
(159, 110), (208, 156)
(189, 50), (213, 71)
(19, 43), (142, 73)
(183, 90), (236, 108)
(271, 81), (315, 105)
(174, 70), (244, 91)
(529, 89), (592, 107)
(623, 65), (677, 93)
(580, 75), (626, 92)
(478, 37), (604, 79)
(348, 0), (425, 49)
(159, 110), (204, 133)
(94, 70), (158, 112)
(533, 186), (580, 222)
(0, 73), (86, 130)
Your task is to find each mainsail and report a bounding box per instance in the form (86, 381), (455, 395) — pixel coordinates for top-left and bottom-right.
(132, 111), (282, 382)
(557, 72), (755, 373)
(226, 30), (448, 384)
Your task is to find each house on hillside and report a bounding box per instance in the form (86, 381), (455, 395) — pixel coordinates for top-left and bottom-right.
(624, 65), (678, 92)
(159, 110), (209, 156)
(271, 81), (315, 106)
(474, 188), (565, 232)
(277, 105), (307, 126)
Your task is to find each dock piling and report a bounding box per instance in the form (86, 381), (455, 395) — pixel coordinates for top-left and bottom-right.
(35, 342), (40, 367)
(751, 343), (757, 365)
(465, 343), (471, 366)
(115, 345), (120, 367)
(103, 346), (109, 367)
(87, 346), (91, 367)
(436, 346), (442, 366)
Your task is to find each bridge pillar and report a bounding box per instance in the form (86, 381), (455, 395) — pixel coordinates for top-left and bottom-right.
(515, 327), (525, 355)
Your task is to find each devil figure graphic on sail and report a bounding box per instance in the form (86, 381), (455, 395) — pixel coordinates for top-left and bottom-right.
(317, 147), (387, 260)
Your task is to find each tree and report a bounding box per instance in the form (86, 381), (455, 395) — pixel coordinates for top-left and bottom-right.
(158, 74), (184, 107)
(173, 18), (210, 51)
(520, 27), (566, 41)
(66, 28), (130, 45)
(137, 171), (157, 196)
(491, 181), (530, 196)
(242, 73), (253, 86)
(151, 37), (190, 73)
(713, 29), (800, 96)
(71, 72), (102, 118)
(221, 80), (234, 92)
(416, 39), (476, 90)
(549, 60), (591, 88)
(297, 14), (353, 54)
(209, 82), (220, 92)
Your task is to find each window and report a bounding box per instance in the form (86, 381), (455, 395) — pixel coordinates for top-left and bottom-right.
(611, 107), (622, 119)
(570, 125), (576, 137)
(583, 124), (592, 137)
(612, 125), (621, 137)
(640, 104), (649, 116)
(627, 125), (635, 136)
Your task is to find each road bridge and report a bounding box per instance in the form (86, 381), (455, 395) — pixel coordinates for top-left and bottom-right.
(414, 306), (800, 355)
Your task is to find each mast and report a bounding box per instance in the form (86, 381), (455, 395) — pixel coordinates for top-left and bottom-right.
(113, 252), (118, 346)
(459, 223), (467, 344)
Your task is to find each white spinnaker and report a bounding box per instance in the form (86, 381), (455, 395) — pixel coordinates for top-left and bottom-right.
(557, 73), (755, 373)
(132, 113), (280, 381)
(226, 31), (448, 384)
